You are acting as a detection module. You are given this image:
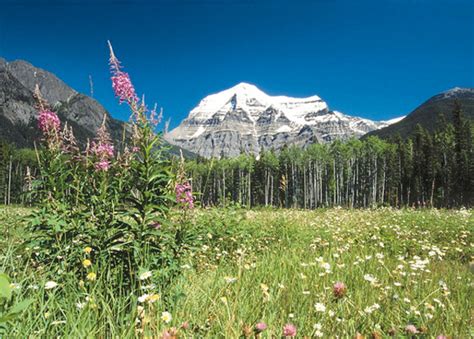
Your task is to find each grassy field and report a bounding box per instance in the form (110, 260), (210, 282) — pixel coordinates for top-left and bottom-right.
(0, 207), (472, 337)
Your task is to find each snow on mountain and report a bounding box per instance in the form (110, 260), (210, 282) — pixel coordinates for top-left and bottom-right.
(165, 83), (399, 158)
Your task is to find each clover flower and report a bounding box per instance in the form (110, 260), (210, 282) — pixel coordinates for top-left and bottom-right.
(255, 322), (267, 333)
(283, 323), (297, 337)
(333, 281), (346, 298)
(405, 324), (418, 334)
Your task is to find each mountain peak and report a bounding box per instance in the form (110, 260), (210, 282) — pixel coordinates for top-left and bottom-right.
(166, 84), (395, 158)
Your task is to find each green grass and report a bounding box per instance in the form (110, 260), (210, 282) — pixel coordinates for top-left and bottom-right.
(0, 207), (473, 337)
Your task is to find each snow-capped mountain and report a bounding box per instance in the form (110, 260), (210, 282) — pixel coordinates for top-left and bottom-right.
(165, 83), (400, 158)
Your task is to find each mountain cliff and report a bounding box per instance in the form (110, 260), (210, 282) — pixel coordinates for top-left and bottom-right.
(0, 57), (126, 148)
(165, 83), (399, 158)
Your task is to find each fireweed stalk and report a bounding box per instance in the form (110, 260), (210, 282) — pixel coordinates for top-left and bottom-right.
(108, 41), (170, 245)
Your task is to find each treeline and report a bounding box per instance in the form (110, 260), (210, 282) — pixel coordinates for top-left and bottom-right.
(0, 142), (37, 205)
(1, 103), (472, 208)
(184, 103), (473, 208)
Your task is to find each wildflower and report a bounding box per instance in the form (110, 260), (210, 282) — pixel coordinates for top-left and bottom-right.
(86, 272), (97, 281)
(161, 311), (172, 323)
(138, 294), (149, 303)
(314, 302), (326, 313)
(38, 109), (60, 134)
(255, 322), (267, 333)
(139, 271), (152, 280)
(76, 302), (86, 309)
(82, 259), (92, 268)
(405, 325), (418, 334)
(180, 321), (190, 330)
(364, 303), (380, 314)
(84, 247), (92, 254)
(436, 335), (447, 339)
(224, 276), (237, 284)
(44, 281), (58, 290)
(108, 41), (138, 105)
(147, 294), (160, 303)
(94, 160), (111, 171)
(175, 182), (194, 209)
(333, 281), (346, 298)
(283, 323), (297, 337)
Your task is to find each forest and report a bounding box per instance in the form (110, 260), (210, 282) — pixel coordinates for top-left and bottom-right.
(1, 102), (472, 208)
(186, 104), (473, 209)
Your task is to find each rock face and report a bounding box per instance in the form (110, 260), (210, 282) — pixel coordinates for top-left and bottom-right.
(367, 87), (474, 139)
(0, 57), (126, 148)
(165, 83), (397, 158)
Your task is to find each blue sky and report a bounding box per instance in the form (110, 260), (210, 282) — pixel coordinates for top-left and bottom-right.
(0, 0), (473, 128)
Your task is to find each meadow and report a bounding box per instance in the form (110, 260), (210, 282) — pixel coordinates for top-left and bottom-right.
(0, 206), (472, 337)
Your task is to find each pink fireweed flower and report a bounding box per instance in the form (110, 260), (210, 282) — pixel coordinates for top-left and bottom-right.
(108, 41), (138, 105)
(255, 322), (267, 333)
(94, 160), (111, 172)
(91, 121), (114, 172)
(175, 182), (194, 209)
(283, 324), (297, 337)
(333, 281), (346, 298)
(405, 325), (418, 334)
(38, 110), (60, 134)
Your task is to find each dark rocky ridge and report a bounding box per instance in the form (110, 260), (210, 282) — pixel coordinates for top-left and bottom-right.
(366, 88), (474, 139)
(0, 57), (127, 148)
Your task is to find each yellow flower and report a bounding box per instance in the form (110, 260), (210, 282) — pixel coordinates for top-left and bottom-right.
(86, 272), (97, 281)
(147, 294), (160, 303)
(82, 259), (92, 268)
(84, 247), (92, 254)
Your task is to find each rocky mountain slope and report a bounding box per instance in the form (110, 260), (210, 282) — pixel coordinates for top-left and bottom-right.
(366, 87), (474, 139)
(0, 57), (126, 148)
(165, 83), (400, 158)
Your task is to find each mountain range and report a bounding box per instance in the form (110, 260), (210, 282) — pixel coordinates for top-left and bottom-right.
(0, 57), (472, 158)
(164, 83), (403, 158)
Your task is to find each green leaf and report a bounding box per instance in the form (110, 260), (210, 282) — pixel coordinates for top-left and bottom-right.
(0, 274), (12, 300)
(8, 299), (33, 315)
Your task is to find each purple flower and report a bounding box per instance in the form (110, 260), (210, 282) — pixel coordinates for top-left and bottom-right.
(255, 322), (267, 333)
(283, 323), (296, 337)
(91, 123), (114, 172)
(108, 41), (138, 105)
(333, 281), (346, 298)
(94, 160), (110, 172)
(38, 110), (60, 134)
(405, 325), (418, 334)
(175, 182), (194, 209)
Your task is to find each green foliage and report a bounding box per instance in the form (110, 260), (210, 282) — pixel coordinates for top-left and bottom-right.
(0, 273), (32, 334)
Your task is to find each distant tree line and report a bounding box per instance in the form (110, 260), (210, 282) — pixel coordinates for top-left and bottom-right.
(183, 102), (473, 208)
(0, 143), (37, 205)
(1, 102), (472, 208)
